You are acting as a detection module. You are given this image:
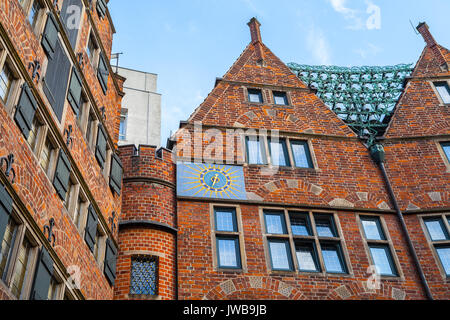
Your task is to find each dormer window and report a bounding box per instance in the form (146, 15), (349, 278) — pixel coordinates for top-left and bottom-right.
(248, 88), (263, 103)
(273, 91), (288, 105)
(435, 82), (450, 104)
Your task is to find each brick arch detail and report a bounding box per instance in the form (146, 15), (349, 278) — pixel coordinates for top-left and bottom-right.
(203, 276), (306, 300)
(325, 281), (408, 300)
(409, 191), (450, 210)
(253, 178), (390, 210)
(234, 108), (313, 132)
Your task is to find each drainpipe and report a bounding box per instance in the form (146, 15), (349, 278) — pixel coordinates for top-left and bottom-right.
(370, 143), (433, 300)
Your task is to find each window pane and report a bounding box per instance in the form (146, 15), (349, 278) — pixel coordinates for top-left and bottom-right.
(130, 256), (158, 295)
(248, 89), (262, 103)
(290, 214), (311, 236)
(11, 237), (33, 299)
(215, 208), (236, 232)
(370, 246), (397, 276)
(315, 217), (336, 237)
(361, 218), (385, 240)
(246, 137), (266, 165)
(435, 82), (450, 104)
(296, 244), (319, 272)
(424, 219), (449, 241)
(269, 139), (290, 167)
(269, 240), (292, 270)
(273, 91), (288, 105)
(436, 246), (450, 276)
(322, 245), (345, 273)
(0, 218), (18, 280)
(291, 141), (312, 168)
(442, 143), (450, 162)
(265, 212), (286, 234)
(47, 277), (60, 300)
(0, 64), (12, 101)
(217, 238), (239, 268)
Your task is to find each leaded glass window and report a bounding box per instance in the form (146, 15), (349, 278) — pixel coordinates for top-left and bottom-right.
(263, 210), (348, 274)
(248, 88), (263, 103)
(268, 240), (292, 271)
(423, 215), (450, 277)
(435, 82), (450, 104)
(268, 138), (290, 167)
(0, 217), (19, 280)
(360, 216), (398, 277)
(130, 256), (158, 296)
(0, 63), (13, 102)
(245, 136), (267, 165)
(213, 207), (242, 269)
(290, 141), (313, 169)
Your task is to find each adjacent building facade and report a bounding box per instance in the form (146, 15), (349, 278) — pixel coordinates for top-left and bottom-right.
(116, 66), (161, 147)
(0, 0), (124, 300)
(116, 19), (449, 300)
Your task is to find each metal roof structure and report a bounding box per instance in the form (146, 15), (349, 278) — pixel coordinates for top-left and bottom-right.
(287, 63), (414, 144)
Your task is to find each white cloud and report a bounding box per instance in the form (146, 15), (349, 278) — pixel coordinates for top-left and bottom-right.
(328, 0), (365, 30)
(307, 26), (332, 65)
(354, 42), (382, 59)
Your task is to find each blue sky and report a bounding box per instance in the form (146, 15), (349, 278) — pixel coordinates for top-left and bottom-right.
(109, 0), (450, 146)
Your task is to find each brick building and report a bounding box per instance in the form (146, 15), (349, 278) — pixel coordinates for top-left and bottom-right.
(0, 0), (124, 300)
(116, 18), (449, 300)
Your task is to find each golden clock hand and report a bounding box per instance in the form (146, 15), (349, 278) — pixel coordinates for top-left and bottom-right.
(211, 174), (220, 187)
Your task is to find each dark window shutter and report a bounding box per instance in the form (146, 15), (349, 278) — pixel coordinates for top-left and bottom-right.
(84, 205), (98, 253)
(41, 12), (60, 58)
(42, 39), (71, 121)
(30, 248), (53, 300)
(109, 153), (123, 195)
(103, 238), (117, 286)
(14, 83), (38, 139)
(53, 150), (71, 201)
(67, 68), (82, 116)
(96, 0), (107, 18)
(95, 124), (107, 169)
(97, 54), (109, 94)
(60, 0), (82, 49)
(0, 184), (13, 245)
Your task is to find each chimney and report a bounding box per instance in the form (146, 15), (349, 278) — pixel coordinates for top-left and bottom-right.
(417, 22), (448, 71)
(247, 17), (264, 63)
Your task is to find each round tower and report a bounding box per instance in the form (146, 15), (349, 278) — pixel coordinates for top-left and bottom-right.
(114, 145), (176, 300)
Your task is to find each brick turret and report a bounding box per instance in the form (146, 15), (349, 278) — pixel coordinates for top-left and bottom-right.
(114, 145), (176, 300)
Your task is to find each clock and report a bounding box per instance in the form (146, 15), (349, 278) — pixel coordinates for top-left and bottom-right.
(177, 163), (247, 200)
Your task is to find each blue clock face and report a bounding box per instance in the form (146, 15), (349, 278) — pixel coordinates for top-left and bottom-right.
(177, 163), (247, 200)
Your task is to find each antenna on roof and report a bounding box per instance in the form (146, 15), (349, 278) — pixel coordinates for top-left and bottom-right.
(409, 20), (419, 35)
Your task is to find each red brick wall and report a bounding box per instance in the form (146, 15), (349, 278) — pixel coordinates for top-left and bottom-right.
(0, 0), (123, 300)
(177, 201), (425, 300)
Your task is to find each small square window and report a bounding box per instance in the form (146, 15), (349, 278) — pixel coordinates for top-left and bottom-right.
(424, 218), (449, 241)
(435, 82), (450, 104)
(130, 256), (158, 296)
(273, 91), (288, 105)
(295, 242), (320, 272)
(245, 136), (267, 165)
(268, 138), (290, 167)
(289, 213), (311, 236)
(248, 88), (263, 103)
(369, 245), (398, 276)
(361, 217), (386, 241)
(436, 246), (450, 276)
(264, 211), (287, 235)
(321, 244), (346, 274)
(290, 140), (313, 169)
(268, 239), (293, 271)
(315, 215), (337, 238)
(441, 142), (450, 163)
(215, 208), (237, 232)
